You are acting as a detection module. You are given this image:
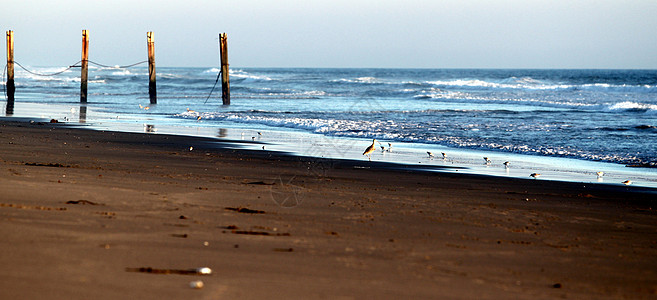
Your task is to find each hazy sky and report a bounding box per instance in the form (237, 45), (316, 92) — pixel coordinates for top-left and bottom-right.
(3, 0), (657, 68)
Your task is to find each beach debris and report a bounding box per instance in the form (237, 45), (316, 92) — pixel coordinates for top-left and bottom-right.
(273, 247), (294, 252)
(65, 199), (100, 205)
(596, 171), (604, 177)
(363, 139), (377, 161)
(552, 283), (562, 288)
(203, 241), (209, 246)
(225, 207), (265, 214)
(24, 162), (73, 168)
(50, 119), (59, 123)
(530, 173), (541, 179)
(484, 157), (491, 164)
(229, 230), (290, 236)
(245, 180), (275, 185)
(125, 267), (212, 276)
(170, 233), (188, 238)
(186, 108), (195, 113)
(622, 180), (632, 185)
(139, 104), (150, 110)
(189, 146), (194, 151)
(189, 280), (204, 289)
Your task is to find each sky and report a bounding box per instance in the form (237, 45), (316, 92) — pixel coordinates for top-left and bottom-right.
(3, 0), (657, 69)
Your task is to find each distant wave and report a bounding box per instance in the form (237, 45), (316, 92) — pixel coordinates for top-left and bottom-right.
(332, 77), (387, 84)
(230, 69), (272, 82)
(606, 101), (657, 114)
(424, 77), (657, 93)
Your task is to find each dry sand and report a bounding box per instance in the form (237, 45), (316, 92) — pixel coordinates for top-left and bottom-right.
(0, 119), (656, 299)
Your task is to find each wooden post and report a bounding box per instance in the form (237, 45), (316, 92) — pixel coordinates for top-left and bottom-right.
(80, 30), (89, 103)
(147, 31), (156, 104)
(6, 30), (15, 113)
(219, 33), (230, 105)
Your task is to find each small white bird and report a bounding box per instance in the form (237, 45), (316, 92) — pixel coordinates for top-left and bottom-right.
(363, 139), (377, 161)
(596, 171), (604, 177)
(622, 180), (632, 186)
(503, 161), (510, 168)
(530, 173), (541, 179)
(427, 151), (434, 158)
(484, 157), (491, 164)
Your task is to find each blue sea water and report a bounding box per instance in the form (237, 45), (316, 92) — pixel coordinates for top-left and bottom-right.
(3, 66), (657, 186)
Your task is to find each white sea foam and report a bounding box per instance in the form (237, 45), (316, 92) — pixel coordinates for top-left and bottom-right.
(230, 69), (272, 81)
(424, 77), (656, 93)
(607, 101), (657, 113)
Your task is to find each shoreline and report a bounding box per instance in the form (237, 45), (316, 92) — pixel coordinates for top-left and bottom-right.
(1, 119), (657, 299)
(3, 101), (657, 189)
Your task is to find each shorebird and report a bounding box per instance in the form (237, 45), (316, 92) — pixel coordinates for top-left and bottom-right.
(503, 161), (510, 168)
(622, 180), (632, 186)
(258, 132), (262, 136)
(363, 139), (377, 161)
(484, 157), (491, 164)
(442, 152), (447, 159)
(427, 152), (435, 158)
(251, 136), (256, 141)
(596, 171), (604, 177)
(388, 143), (392, 152)
(530, 173), (541, 179)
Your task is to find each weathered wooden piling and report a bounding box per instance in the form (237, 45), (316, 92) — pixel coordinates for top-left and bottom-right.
(219, 33), (230, 105)
(6, 30), (15, 113)
(147, 31), (156, 104)
(80, 30), (89, 103)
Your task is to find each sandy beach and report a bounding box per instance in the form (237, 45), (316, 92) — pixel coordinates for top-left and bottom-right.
(0, 119), (656, 299)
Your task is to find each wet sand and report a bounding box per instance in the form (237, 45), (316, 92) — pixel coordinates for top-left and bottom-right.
(0, 119), (656, 299)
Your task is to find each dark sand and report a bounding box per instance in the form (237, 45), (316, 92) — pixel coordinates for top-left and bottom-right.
(0, 119), (656, 299)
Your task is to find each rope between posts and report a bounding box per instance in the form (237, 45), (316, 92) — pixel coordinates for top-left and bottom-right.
(204, 70), (222, 104)
(4, 61), (224, 105)
(88, 60), (148, 69)
(14, 61), (82, 77)
(2, 60), (149, 101)
(11, 59), (148, 78)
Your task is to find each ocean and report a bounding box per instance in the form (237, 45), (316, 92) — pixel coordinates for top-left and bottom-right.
(3, 66), (657, 187)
